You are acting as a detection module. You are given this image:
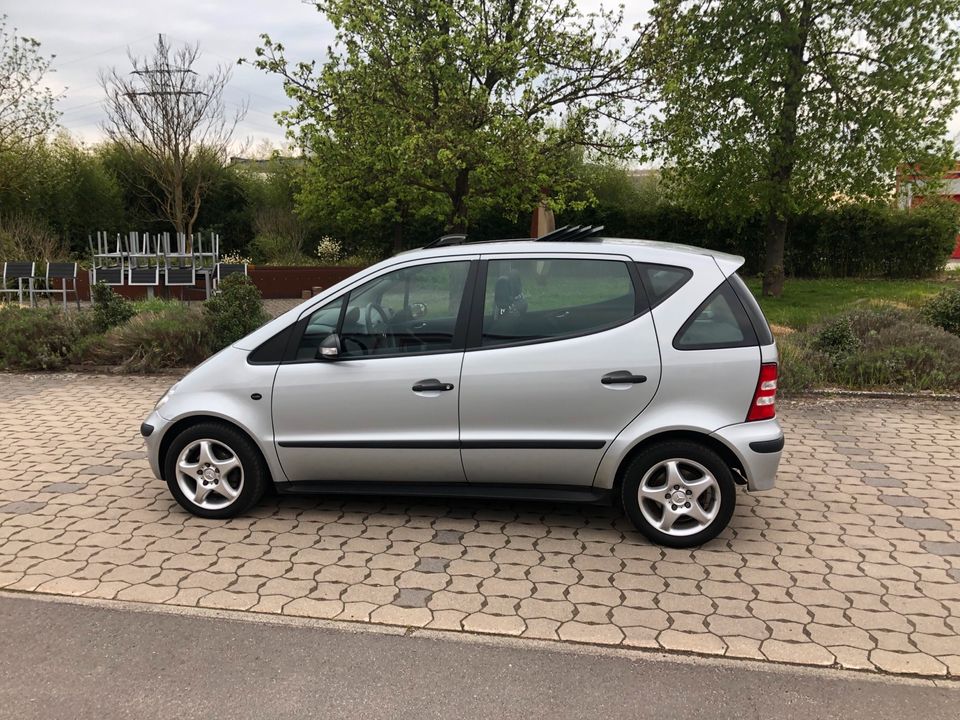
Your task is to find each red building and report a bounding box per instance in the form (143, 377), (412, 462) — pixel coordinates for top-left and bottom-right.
(898, 163), (960, 258)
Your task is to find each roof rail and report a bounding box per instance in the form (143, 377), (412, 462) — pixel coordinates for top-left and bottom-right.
(424, 233), (468, 249)
(421, 224), (604, 250)
(535, 225), (604, 242)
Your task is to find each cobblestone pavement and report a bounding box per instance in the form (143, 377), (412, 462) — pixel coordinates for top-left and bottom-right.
(1, 374), (958, 678)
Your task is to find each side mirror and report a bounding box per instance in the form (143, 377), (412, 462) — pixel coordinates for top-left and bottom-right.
(317, 333), (343, 360)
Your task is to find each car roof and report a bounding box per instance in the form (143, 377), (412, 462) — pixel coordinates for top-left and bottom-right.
(396, 237), (745, 276)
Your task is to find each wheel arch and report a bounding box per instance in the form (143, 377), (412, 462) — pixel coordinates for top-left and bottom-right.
(611, 429), (747, 496)
(158, 415), (274, 485)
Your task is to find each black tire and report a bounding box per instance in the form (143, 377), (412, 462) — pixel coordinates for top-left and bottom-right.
(163, 421), (269, 519)
(620, 440), (736, 548)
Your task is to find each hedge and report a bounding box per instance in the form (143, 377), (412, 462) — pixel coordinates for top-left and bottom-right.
(560, 201), (958, 278)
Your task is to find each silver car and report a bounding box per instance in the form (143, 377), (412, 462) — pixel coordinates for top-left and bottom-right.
(142, 232), (783, 548)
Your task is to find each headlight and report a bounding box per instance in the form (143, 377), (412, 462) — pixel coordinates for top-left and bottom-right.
(155, 382), (179, 410)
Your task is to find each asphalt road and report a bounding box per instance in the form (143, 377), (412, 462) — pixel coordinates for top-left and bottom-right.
(0, 593), (956, 720)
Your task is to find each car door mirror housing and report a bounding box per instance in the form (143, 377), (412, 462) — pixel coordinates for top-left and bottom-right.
(317, 333), (343, 360)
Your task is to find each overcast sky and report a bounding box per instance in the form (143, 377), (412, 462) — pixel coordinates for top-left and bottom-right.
(7, 0), (652, 151)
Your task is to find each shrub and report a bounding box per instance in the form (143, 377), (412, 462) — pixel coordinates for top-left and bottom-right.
(922, 287), (960, 336)
(837, 319), (960, 391)
(79, 305), (210, 372)
(811, 316), (859, 361)
(131, 297), (180, 315)
(785, 307), (960, 392)
(0, 212), (70, 262)
(203, 274), (269, 351)
(0, 305), (95, 370)
(250, 233), (313, 265)
(315, 236), (343, 264)
(91, 282), (134, 332)
(776, 336), (825, 395)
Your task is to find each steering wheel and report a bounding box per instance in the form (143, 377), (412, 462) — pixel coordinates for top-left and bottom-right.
(364, 303), (394, 351)
(364, 302), (389, 332)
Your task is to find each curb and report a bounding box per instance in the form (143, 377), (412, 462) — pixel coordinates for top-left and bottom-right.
(1, 588), (955, 686)
(787, 389), (960, 402)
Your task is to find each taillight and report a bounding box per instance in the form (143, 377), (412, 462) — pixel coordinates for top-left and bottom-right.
(747, 363), (778, 421)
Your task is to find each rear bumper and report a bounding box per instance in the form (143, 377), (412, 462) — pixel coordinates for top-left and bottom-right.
(710, 419), (783, 491)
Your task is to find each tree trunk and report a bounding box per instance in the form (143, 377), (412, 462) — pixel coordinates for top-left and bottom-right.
(761, 0), (813, 298)
(392, 221), (403, 254)
(762, 213), (788, 297)
(447, 168), (470, 232)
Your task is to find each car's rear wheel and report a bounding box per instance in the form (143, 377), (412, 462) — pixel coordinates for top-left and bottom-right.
(163, 422), (268, 518)
(620, 441), (736, 548)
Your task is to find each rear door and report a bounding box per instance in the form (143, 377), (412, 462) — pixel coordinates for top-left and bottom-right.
(458, 253), (661, 487)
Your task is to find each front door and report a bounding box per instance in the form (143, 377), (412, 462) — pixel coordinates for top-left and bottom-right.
(458, 254), (661, 486)
(272, 258), (475, 483)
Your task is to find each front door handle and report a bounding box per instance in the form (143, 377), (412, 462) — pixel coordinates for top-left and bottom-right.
(601, 371), (647, 385)
(412, 378), (455, 392)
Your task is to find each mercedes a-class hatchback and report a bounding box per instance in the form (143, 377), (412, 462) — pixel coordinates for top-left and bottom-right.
(142, 228), (783, 548)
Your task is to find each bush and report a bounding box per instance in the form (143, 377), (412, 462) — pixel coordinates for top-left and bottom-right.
(78, 305), (210, 372)
(0, 212), (69, 262)
(0, 306), (95, 370)
(922, 287), (960, 336)
(776, 336), (825, 395)
(783, 307), (960, 392)
(811, 316), (860, 362)
(837, 319), (960, 391)
(203, 274), (269, 351)
(250, 233), (314, 265)
(91, 282), (134, 332)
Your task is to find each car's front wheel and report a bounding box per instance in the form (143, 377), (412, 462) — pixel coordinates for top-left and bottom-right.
(620, 441), (736, 548)
(163, 422), (268, 518)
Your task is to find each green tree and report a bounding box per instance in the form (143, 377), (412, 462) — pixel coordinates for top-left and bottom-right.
(247, 0), (645, 241)
(643, 0), (960, 296)
(0, 15), (59, 156)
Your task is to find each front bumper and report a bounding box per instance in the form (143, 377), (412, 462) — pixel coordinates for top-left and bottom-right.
(710, 418), (783, 491)
(141, 410), (171, 480)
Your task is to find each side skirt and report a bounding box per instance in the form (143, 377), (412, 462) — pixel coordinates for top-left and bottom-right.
(275, 481), (613, 505)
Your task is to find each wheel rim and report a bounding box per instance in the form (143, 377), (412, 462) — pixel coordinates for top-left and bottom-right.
(637, 458), (721, 537)
(175, 438), (244, 510)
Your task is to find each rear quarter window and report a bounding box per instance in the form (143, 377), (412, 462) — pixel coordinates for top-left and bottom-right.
(636, 263), (692, 307)
(673, 281), (759, 350)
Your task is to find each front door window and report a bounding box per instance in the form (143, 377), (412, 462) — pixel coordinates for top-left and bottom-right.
(295, 260), (470, 360)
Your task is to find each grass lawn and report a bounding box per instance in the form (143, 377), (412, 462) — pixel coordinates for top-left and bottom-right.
(744, 275), (960, 330)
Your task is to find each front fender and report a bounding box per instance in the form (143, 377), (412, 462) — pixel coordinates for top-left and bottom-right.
(153, 364), (285, 484)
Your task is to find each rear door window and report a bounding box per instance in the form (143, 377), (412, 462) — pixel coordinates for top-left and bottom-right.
(674, 281), (758, 350)
(480, 258), (639, 346)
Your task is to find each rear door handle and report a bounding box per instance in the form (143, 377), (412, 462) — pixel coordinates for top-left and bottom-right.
(601, 371), (647, 385)
(412, 378), (455, 392)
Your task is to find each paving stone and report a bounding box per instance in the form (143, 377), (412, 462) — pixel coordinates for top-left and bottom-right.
(0, 501), (46, 514)
(394, 588), (433, 608)
(432, 530), (464, 545)
(78, 465), (119, 476)
(41, 482), (84, 494)
(414, 556), (451, 573)
(116, 450), (147, 460)
(899, 516), (951, 532)
(922, 542), (960, 557)
(880, 495), (926, 508)
(3, 376), (960, 678)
